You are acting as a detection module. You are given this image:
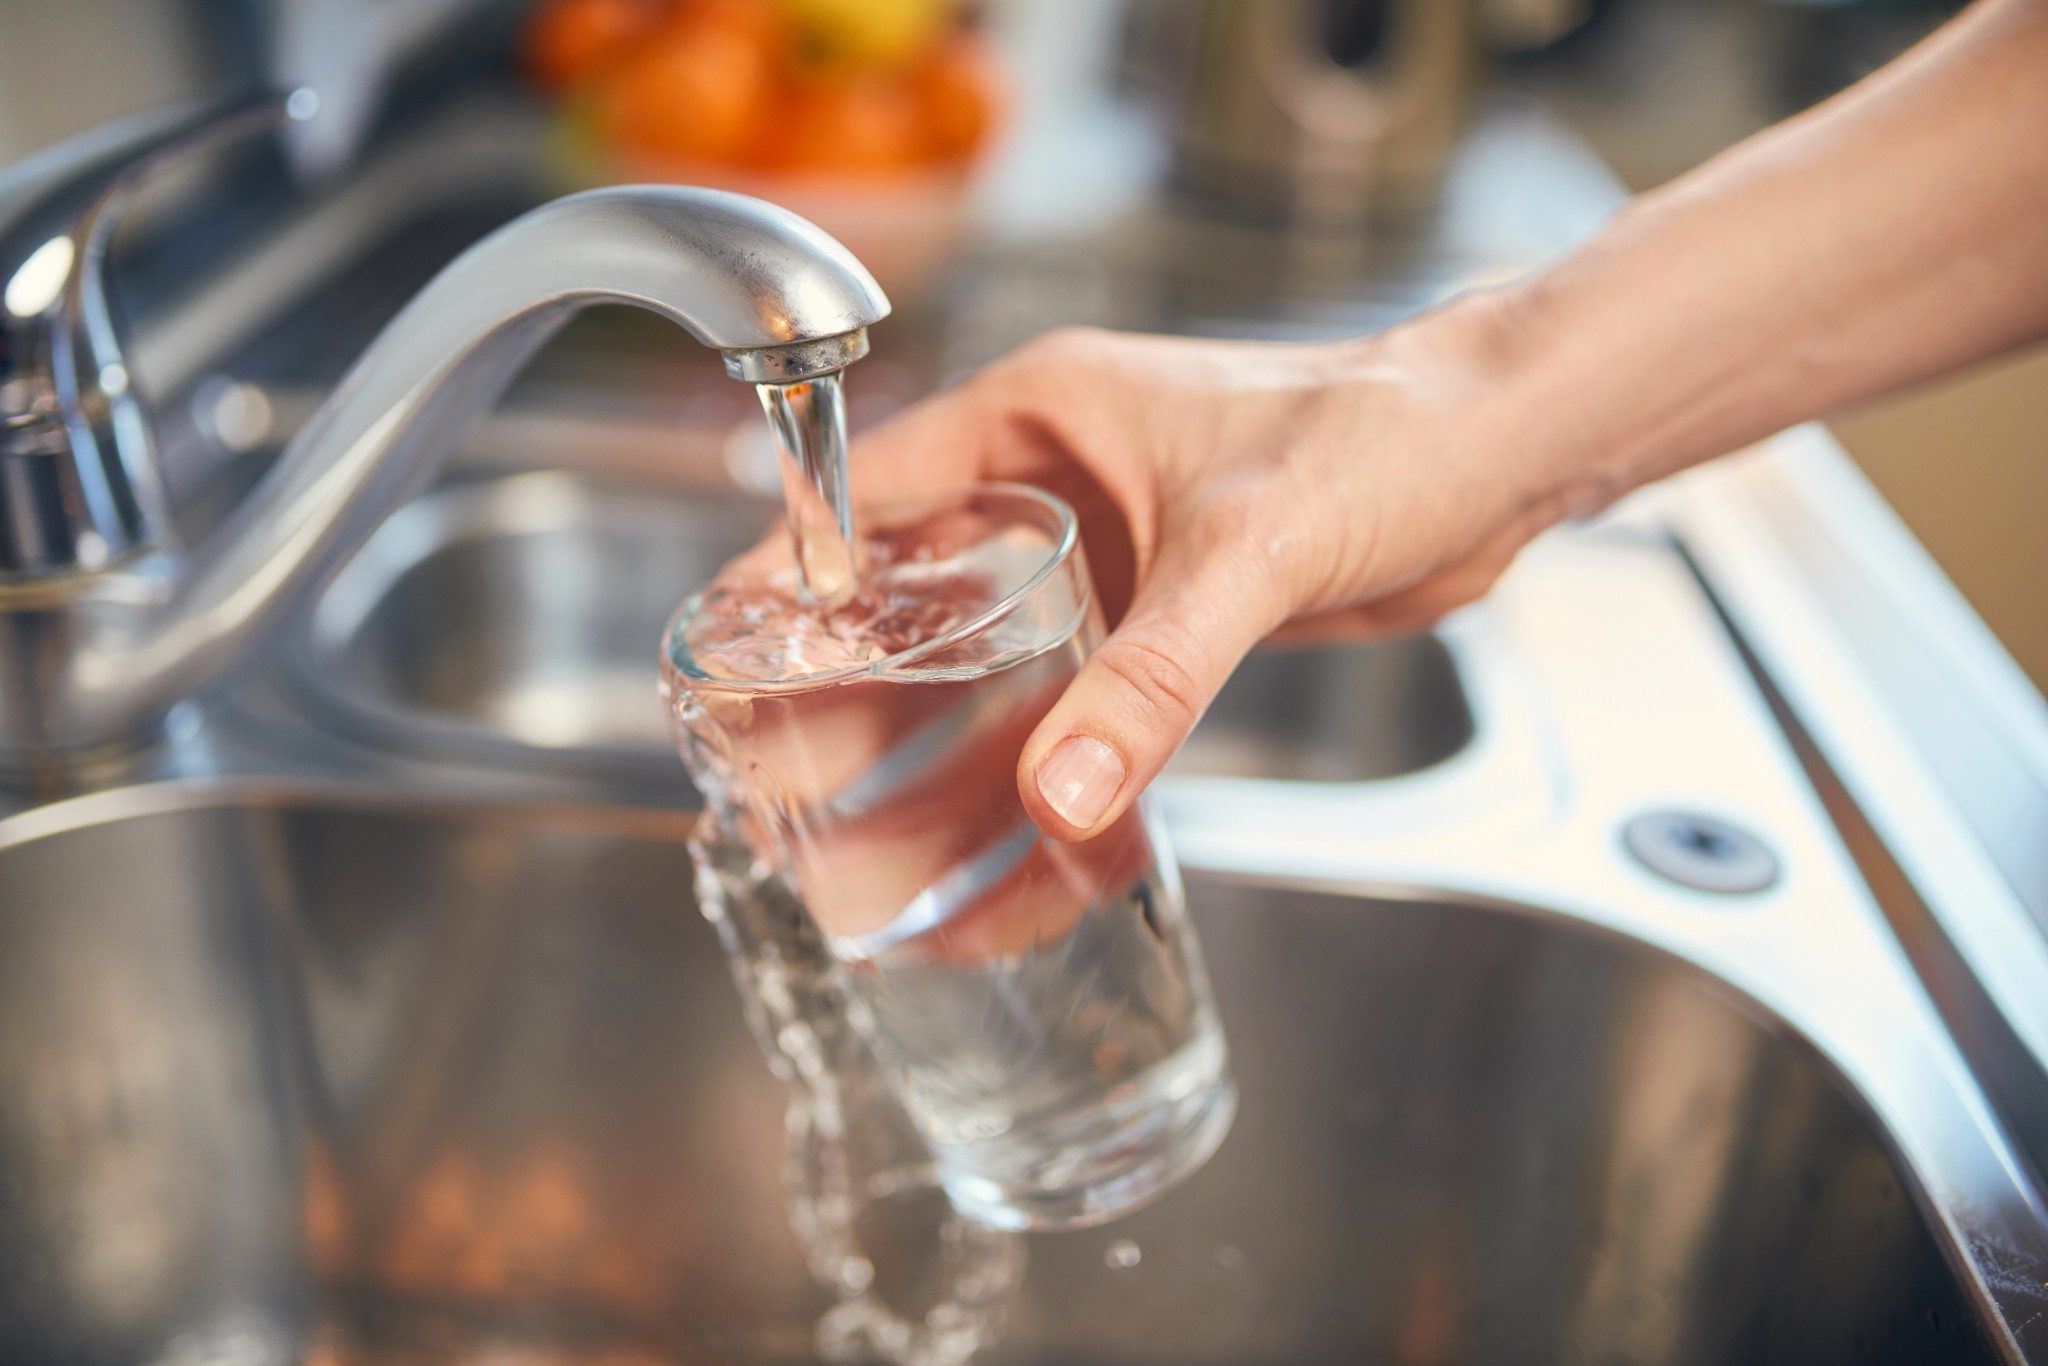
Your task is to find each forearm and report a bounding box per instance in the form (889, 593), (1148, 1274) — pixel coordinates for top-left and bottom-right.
(1499, 0), (2048, 507)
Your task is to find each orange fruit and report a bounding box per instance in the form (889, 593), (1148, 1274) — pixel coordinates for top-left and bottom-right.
(595, 14), (776, 166)
(755, 72), (926, 175)
(668, 0), (791, 53)
(524, 0), (666, 94)
(913, 33), (1000, 164)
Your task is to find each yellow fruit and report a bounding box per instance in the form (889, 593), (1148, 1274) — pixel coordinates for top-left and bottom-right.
(777, 0), (955, 69)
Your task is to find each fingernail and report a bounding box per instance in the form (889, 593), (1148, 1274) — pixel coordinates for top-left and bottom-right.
(1037, 735), (1126, 831)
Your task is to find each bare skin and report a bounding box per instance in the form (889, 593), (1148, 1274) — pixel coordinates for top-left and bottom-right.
(855, 0), (2048, 842)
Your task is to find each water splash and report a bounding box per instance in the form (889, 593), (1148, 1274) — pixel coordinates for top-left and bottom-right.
(690, 820), (1026, 1365)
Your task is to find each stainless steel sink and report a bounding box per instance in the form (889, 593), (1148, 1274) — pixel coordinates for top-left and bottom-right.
(293, 474), (773, 780)
(0, 791), (1996, 1363)
(291, 473), (1474, 785)
(1175, 637), (1471, 781)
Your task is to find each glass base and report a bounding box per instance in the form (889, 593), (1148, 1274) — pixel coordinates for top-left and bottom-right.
(937, 1073), (1238, 1232)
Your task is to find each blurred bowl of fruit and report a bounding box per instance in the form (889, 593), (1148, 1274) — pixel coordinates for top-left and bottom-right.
(525, 0), (1003, 299)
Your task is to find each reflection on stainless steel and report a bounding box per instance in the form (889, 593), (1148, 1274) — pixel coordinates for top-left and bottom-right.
(290, 473), (1472, 788)
(0, 791), (2006, 1362)
(993, 877), (1998, 1364)
(0, 176), (887, 764)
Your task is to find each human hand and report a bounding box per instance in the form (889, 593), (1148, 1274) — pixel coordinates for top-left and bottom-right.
(852, 295), (1592, 841)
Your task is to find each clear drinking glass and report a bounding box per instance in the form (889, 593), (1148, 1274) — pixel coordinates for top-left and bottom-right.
(660, 483), (1235, 1230)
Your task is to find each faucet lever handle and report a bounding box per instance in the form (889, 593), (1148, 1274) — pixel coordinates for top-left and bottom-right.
(0, 88), (313, 577)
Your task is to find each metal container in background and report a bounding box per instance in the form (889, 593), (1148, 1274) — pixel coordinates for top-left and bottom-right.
(1161, 0), (1482, 225)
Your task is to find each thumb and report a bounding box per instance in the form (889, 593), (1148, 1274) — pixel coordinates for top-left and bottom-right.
(1019, 538), (1283, 841)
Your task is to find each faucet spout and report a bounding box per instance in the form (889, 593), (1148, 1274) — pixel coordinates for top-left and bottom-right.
(20, 185), (888, 762)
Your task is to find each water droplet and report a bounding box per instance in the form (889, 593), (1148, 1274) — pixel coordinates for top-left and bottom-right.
(1104, 1239), (1141, 1270)
(1213, 1244), (1244, 1270)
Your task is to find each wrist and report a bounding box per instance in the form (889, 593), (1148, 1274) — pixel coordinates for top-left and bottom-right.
(1427, 246), (1676, 523)
(1379, 279), (1610, 526)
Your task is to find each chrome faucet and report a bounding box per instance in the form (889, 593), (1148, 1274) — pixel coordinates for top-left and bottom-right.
(0, 105), (889, 770)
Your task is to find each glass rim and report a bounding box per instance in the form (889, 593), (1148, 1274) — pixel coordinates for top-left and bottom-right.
(662, 480), (1084, 693)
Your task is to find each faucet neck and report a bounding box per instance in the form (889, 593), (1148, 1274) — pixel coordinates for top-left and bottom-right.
(0, 183), (888, 764)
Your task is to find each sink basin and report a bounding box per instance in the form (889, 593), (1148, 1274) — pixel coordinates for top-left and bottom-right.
(1173, 637), (1471, 782)
(293, 473), (1473, 785)
(0, 792), (1995, 1363)
(294, 474), (773, 780)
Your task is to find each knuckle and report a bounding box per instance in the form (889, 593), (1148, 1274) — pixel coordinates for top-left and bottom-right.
(1094, 622), (1208, 733)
